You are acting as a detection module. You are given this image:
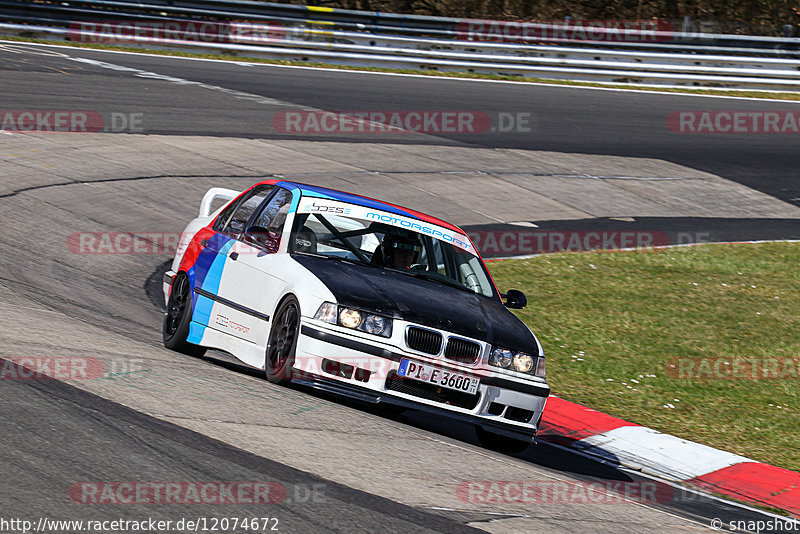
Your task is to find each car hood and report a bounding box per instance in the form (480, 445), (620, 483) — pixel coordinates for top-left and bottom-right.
(292, 254), (539, 354)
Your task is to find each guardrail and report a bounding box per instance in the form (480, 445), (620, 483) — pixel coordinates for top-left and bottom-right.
(4, 0), (800, 53)
(2, 0), (800, 90)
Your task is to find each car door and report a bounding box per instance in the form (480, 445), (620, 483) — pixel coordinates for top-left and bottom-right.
(211, 187), (295, 354)
(190, 184), (274, 337)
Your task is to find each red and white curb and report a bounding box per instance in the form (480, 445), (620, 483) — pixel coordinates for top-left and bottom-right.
(538, 396), (800, 516)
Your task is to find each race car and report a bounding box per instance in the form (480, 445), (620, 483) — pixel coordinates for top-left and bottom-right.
(162, 179), (550, 450)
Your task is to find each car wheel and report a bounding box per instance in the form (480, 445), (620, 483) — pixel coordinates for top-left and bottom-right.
(475, 425), (531, 454)
(163, 273), (206, 357)
(265, 296), (300, 385)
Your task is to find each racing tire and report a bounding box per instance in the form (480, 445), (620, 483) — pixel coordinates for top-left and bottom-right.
(163, 273), (207, 357)
(475, 425), (531, 454)
(265, 296), (300, 385)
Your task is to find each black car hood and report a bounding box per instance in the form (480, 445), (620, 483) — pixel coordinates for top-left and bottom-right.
(292, 254), (539, 354)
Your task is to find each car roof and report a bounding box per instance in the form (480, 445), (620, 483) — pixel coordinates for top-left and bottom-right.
(255, 179), (465, 234)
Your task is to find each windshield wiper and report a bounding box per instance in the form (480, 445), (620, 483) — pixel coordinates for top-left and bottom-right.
(405, 271), (474, 293)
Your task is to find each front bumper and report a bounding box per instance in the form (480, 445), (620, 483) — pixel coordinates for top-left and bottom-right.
(295, 323), (550, 441)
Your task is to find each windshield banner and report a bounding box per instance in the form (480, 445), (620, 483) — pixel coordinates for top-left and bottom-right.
(297, 199), (476, 255)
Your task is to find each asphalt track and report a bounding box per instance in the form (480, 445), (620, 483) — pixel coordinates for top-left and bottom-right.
(2, 42), (800, 206)
(0, 40), (798, 533)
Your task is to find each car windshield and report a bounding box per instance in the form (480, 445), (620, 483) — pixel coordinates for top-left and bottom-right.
(290, 200), (496, 297)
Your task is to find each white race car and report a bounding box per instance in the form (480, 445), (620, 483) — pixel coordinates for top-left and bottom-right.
(163, 180), (550, 450)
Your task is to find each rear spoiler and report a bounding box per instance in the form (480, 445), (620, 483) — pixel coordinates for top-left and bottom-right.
(199, 188), (240, 218)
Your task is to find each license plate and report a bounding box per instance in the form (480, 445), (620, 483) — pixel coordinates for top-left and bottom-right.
(397, 359), (479, 395)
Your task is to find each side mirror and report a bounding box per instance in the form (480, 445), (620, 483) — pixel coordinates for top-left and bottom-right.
(502, 289), (527, 309)
(244, 225), (279, 254)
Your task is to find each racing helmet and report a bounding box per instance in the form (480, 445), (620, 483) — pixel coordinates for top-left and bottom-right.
(383, 233), (422, 267)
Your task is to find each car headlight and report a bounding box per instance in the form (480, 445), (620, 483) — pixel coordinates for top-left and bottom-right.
(490, 346), (545, 378)
(339, 308), (362, 329)
(363, 315), (388, 335)
(489, 347), (513, 368)
(313, 303), (392, 338)
(513, 352), (534, 373)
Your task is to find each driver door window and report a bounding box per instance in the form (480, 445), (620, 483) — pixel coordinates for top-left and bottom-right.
(244, 188), (294, 253)
(215, 185), (274, 238)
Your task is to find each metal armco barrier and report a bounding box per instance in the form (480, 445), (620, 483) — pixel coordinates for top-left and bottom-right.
(2, 0), (800, 90)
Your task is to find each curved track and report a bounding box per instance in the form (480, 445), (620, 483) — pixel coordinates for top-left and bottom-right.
(1, 41), (797, 533)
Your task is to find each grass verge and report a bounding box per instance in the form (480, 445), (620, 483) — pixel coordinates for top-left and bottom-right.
(487, 242), (800, 471)
(2, 35), (800, 101)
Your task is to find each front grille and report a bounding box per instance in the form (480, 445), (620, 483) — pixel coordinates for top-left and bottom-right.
(385, 371), (480, 410)
(444, 337), (481, 364)
(406, 326), (442, 355)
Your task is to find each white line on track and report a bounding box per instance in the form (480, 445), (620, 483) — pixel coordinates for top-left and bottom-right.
(61, 55), (446, 135)
(67, 56), (296, 107)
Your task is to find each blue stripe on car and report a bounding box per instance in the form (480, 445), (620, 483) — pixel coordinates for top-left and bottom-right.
(187, 238), (234, 343)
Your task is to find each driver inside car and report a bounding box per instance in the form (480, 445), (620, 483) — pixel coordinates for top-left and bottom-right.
(382, 233), (423, 270)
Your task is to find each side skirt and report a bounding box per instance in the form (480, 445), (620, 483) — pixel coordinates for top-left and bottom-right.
(187, 321), (266, 369)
